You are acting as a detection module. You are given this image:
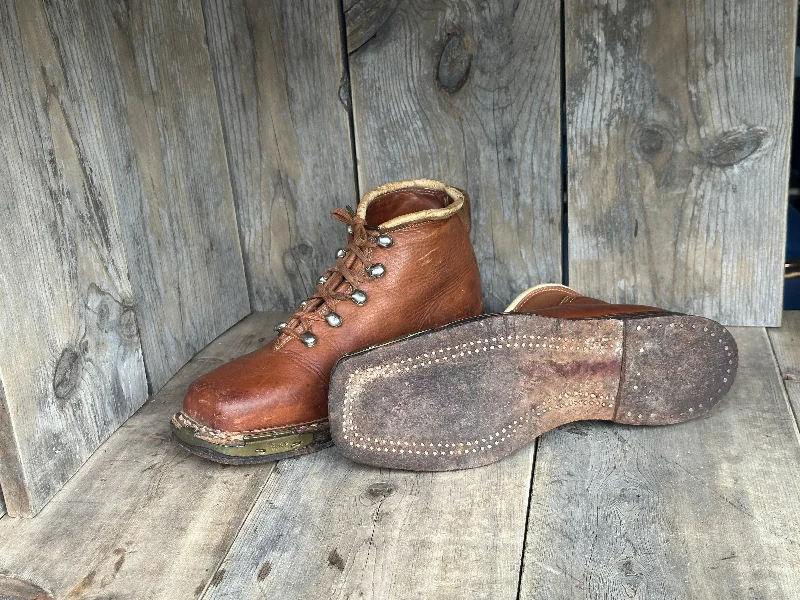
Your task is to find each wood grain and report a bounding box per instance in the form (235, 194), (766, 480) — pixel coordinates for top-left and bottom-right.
(80, 0), (250, 392)
(0, 312), (287, 599)
(768, 311), (800, 424)
(0, 0), (149, 517)
(768, 311), (800, 380)
(202, 0), (357, 311)
(565, 0), (796, 326)
(519, 328), (800, 599)
(348, 0), (562, 312)
(203, 445), (534, 599)
(344, 0), (401, 53)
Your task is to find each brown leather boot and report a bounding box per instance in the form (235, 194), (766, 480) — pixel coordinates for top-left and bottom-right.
(328, 283), (738, 471)
(172, 179), (482, 463)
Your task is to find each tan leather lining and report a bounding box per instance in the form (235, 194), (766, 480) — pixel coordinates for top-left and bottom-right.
(357, 179), (467, 232)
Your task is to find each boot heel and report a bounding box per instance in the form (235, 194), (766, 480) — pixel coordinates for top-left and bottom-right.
(614, 315), (738, 426)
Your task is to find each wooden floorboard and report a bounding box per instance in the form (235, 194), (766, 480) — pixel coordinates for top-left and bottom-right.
(519, 327), (800, 599)
(0, 312), (286, 600)
(768, 311), (800, 420)
(202, 445), (535, 600)
(768, 311), (800, 378)
(2, 316), (798, 599)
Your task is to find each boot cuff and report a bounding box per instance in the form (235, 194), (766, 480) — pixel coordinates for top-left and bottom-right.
(357, 179), (466, 231)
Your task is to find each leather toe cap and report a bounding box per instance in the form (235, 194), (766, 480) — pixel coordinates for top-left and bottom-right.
(181, 348), (329, 433)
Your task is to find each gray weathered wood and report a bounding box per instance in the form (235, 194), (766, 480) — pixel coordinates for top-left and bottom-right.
(566, 0), (796, 327)
(203, 445), (534, 599)
(80, 0), (250, 392)
(768, 311), (800, 380)
(785, 384), (800, 430)
(519, 327), (800, 599)
(344, 0), (401, 53)
(202, 0), (357, 311)
(768, 311), (800, 423)
(0, 0), (149, 517)
(0, 312), (286, 599)
(348, 0), (562, 312)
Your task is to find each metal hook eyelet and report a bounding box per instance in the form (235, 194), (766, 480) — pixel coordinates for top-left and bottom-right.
(366, 264), (385, 278)
(325, 311), (342, 327)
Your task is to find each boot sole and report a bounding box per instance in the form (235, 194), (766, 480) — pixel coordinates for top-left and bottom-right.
(170, 413), (332, 465)
(328, 312), (738, 471)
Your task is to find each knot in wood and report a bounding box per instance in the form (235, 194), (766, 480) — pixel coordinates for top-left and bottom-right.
(635, 124), (671, 158)
(703, 126), (767, 167)
(53, 345), (83, 400)
(366, 480), (395, 498)
(437, 31), (472, 94)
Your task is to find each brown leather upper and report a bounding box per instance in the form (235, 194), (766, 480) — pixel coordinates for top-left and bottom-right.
(182, 185), (483, 433)
(511, 283), (663, 318)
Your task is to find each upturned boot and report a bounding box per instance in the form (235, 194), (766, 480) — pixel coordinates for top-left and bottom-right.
(172, 179), (483, 463)
(328, 283), (738, 471)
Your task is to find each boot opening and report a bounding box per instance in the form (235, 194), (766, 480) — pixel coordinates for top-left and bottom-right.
(365, 189), (451, 226)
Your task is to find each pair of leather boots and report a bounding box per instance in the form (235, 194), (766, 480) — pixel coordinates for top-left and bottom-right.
(172, 179), (738, 471)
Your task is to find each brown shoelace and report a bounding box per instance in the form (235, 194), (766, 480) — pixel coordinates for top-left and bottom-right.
(278, 208), (383, 345)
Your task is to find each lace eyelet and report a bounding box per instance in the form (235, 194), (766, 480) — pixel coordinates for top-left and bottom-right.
(336, 249), (347, 259)
(274, 322), (287, 332)
(377, 234), (393, 248)
(325, 312), (343, 327)
(351, 290), (367, 306)
(300, 332), (317, 347)
(366, 264), (385, 278)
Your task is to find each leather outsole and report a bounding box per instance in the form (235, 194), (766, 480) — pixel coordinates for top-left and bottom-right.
(170, 413), (332, 465)
(328, 312), (738, 472)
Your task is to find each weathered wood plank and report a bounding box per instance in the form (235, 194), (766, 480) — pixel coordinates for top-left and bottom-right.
(202, 0), (357, 311)
(519, 328), (800, 599)
(0, 0), (149, 517)
(348, 0), (562, 312)
(202, 446), (534, 599)
(344, 0), (401, 53)
(768, 311), (800, 423)
(566, 0), (796, 326)
(785, 384), (800, 429)
(80, 0), (250, 392)
(768, 311), (800, 380)
(0, 312), (286, 599)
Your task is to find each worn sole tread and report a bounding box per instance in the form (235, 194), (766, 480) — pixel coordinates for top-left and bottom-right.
(328, 312), (738, 471)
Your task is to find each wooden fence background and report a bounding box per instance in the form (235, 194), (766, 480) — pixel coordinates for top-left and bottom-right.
(0, 0), (795, 516)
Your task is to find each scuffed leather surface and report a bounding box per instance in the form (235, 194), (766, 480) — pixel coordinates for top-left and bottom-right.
(182, 192), (482, 432)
